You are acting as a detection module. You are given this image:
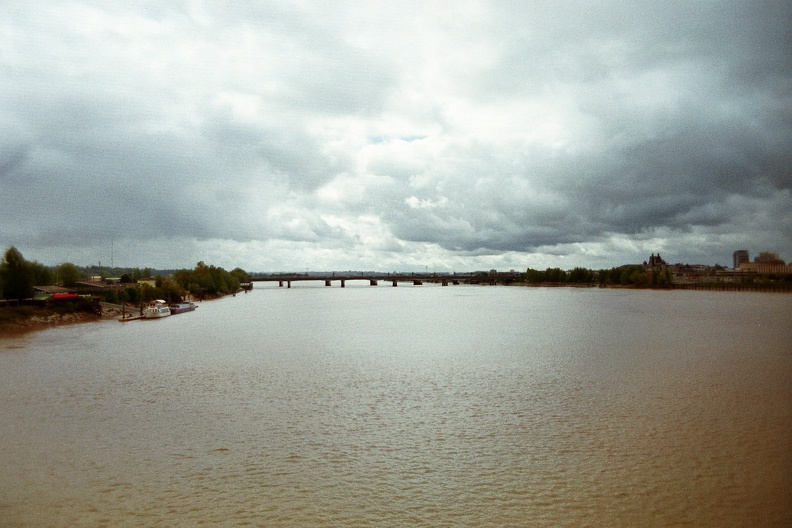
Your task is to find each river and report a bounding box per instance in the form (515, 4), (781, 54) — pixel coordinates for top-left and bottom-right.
(1, 284), (790, 527)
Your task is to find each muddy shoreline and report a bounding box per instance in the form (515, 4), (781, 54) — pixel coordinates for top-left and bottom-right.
(0, 299), (214, 337)
(0, 309), (103, 337)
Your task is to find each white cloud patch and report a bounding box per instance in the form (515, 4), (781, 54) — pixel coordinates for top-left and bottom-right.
(405, 196), (448, 210)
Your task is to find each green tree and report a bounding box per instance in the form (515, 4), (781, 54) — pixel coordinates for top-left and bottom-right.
(1, 247), (34, 299)
(630, 268), (648, 284)
(171, 262), (248, 297)
(230, 267), (250, 284)
(545, 267), (567, 282)
(160, 279), (185, 303)
(192, 261), (215, 293)
(617, 265), (648, 285)
(57, 262), (81, 287)
(123, 286), (141, 304)
(568, 267), (593, 283)
(607, 267), (622, 284)
(139, 283), (157, 303)
(104, 288), (119, 303)
(28, 261), (55, 286)
(525, 268), (545, 283)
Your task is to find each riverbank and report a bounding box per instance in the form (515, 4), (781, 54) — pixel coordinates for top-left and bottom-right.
(0, 296), (219, 337)
(0, 305), (103, 337)
(516, 281), (792, 292)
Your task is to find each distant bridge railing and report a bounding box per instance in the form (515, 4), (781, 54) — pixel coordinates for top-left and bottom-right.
(249, 272), (524, 288)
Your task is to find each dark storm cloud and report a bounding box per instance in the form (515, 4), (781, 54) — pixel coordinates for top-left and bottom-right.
(364, 0), (792, 261)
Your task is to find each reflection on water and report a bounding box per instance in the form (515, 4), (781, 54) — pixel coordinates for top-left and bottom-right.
(1, 286), (791, 526)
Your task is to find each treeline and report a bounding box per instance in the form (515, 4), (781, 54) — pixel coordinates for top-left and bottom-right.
(78, 266), (180, 283)
(525, 265), (673, 286)
(525, 267), (595, 283)
(0, 247), (59, 300)
(115, 261), (250, 304)
(1, 246), (249, 303)
(598, 265), (673, 285)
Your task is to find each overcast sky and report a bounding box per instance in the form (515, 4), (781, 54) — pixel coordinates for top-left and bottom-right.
(2, 1), (790, 272)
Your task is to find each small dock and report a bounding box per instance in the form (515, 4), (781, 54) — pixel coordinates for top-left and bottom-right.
(100, 302), (144, 322)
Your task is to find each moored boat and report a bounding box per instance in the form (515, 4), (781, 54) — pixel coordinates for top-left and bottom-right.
(169, 301), (197, 315)
(143, 300), (171, 319)
(52, 292), (79, 301)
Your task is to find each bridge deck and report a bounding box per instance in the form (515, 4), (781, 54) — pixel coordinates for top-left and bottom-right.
(250, 273), (523, 286)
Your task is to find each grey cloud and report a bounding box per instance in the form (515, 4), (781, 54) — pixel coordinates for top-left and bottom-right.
(2, 1), (790, 269)
(376, 92), (791, 253)
(0, 143), (32, 184)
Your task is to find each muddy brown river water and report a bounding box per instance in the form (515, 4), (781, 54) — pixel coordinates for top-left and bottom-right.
(1, 285), (790, 526)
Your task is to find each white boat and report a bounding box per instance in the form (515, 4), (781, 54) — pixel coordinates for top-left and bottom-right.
(169, 301), (197, 315)
(143, 300), (171, 319)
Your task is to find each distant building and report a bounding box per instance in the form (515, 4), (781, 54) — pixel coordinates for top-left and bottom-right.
(645, 253), (667, 267)
(733, 250), (749, 269)
(755, 251), (782, 264)
(738, 262), (792, 275)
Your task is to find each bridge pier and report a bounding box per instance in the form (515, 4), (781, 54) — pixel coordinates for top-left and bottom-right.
(257, 273), (483, 288)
